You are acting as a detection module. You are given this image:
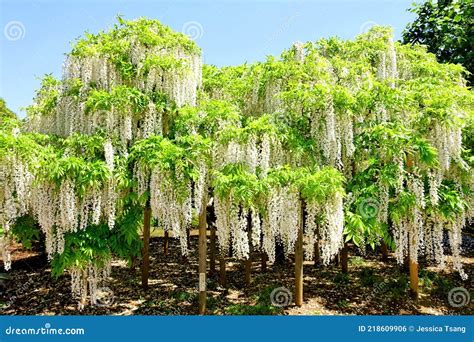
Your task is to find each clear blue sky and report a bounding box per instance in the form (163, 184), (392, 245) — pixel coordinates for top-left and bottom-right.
(0, 0), (416, 117)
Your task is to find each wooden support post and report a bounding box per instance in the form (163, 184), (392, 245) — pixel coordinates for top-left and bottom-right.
(198, 192), (208, 315)
(408, 235), (419, 299)
(209, 224), (216, 276)
(341, 242), (348, 274)
(164, 231), (169, 256)
(141, 207), (151, 290)
(406, 155), (418, 299)
(295, 200), (304, 307)
(219, 255), (227, 287)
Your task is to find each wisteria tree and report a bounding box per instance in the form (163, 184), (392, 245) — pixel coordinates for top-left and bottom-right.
(0, 19), (472, 313)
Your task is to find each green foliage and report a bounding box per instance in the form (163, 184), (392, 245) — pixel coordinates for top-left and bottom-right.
(173, 100), (242, 138)
(108, 204), (143, 263)
(51, 224), (111, 277)
(70, 17), (200, 81)
(11, 215), (40, 250)
(25, 75), (61, 117)
(403, 0), (473, 84)
(213, 163), (268, 209)
(86, 86), (149, 115)
(0, 98), (16, 126)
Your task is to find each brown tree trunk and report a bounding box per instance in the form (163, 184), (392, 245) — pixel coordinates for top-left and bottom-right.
(295, 200), (304, 307)
(141, 207), (151, 290)
(198, 192), (208, 314)
(275, 240), (285, 265)
(219, 255), (227, 287)
(408, 235), (418, 299)
(409, 259), (419, 299)
(341, 242), (348, 274)
(381, 241), (389, 261)
(164, 230), (169, 256)
(209, 224), (216, 276)
(261, 252), (267, 272)
(313, 241), (320, 267)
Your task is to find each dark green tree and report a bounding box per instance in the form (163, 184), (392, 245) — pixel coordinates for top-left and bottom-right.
(402, 0), (473, 84)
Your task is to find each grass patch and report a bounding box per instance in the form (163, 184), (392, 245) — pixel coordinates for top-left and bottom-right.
(225, 286), (284, 315)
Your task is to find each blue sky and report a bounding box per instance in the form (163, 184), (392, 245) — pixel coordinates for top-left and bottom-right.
(0, 0), (416, 117)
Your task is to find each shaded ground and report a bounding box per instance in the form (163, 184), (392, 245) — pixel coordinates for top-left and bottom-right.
(1, 232), (473, 315)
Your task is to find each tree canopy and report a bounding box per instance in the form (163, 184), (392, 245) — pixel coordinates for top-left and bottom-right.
(402, 0), (474, 84)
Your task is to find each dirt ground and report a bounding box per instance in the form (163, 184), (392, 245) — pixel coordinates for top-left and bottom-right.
(1, 232), (473, 315)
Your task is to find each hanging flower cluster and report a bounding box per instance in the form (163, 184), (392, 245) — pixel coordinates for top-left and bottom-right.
(26, 18), (201, 141)
(202, 26), (472, 279)
(213, 164), (346, 263)
(130, 135), (210, 255)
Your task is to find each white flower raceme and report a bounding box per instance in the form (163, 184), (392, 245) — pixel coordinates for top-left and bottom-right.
(0, 155), (34, 270)
(319, 192), (344, 265)
(264, 186), (299, 262)
(149, 168), (193, 255)
(70, 260), (111, 308)
(104, 139), (114, 171)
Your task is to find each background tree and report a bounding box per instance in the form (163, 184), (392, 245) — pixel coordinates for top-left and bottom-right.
(402, 0), (474, 84)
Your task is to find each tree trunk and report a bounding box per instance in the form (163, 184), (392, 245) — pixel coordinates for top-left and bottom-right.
(380, 241), (389, 261)
(219, 255), (227, 287)
(409, 259), (419, 299)
(295, 200), (304, 307)
(261, 252), (267, 272)
(341, 242), (348, 274)
(141, 207), (151, 290)
(209, 224), (216, 276)
(164, 230), (169, 256)
(408, 234), (418, 299)
(275, 240), (285, 265)
(198, 192), (208, 314)
(313, 241), (320, 267)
